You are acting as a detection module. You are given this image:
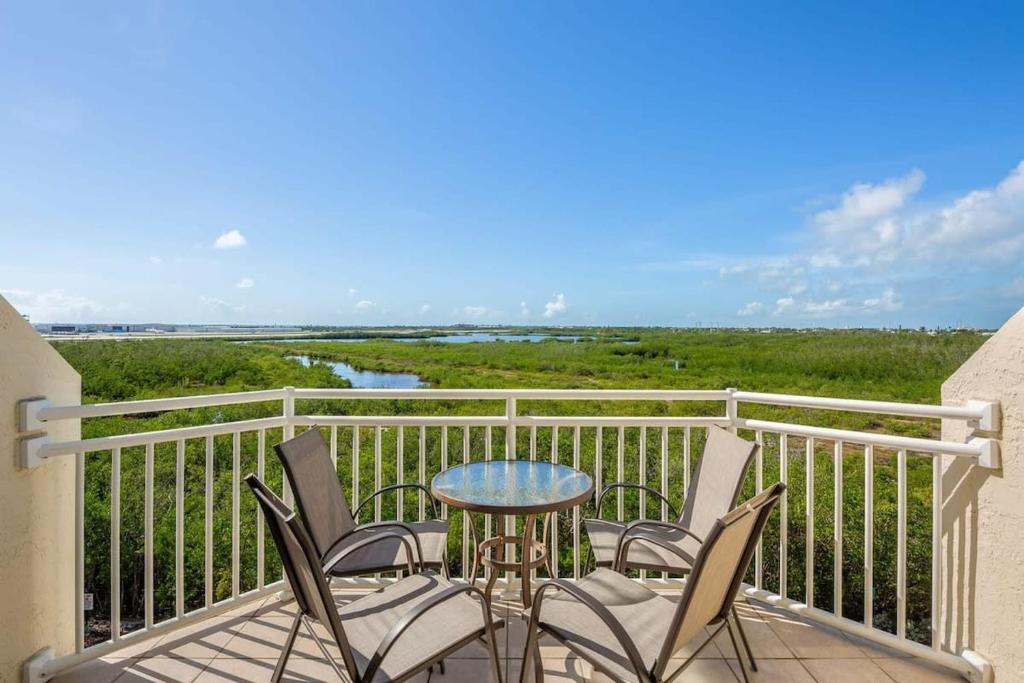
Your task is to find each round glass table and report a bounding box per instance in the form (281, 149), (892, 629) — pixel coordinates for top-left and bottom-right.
(431, 460), (593, 607)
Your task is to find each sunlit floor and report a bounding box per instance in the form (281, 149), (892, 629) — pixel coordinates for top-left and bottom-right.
(55, 590), (964, 682)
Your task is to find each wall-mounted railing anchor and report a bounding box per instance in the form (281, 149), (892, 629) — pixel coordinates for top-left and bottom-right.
(967, 400), (1000, 432)
(23, 646), (55, 682)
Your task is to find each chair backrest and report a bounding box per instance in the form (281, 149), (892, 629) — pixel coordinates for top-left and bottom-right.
(659, 482), (785, 668)
(274, 428), (356, 558)
(677, 426), (759, 542)
(245, 474), (358, 676)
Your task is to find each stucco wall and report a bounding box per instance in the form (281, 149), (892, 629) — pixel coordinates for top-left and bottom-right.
(0, 296), (80, 680)
(941, 306), (1024, 681)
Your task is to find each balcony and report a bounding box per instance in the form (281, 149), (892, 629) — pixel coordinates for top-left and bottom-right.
(3, 301), (1022, 682)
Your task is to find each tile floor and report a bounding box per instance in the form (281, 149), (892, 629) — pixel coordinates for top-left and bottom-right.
(54, 591), (966, 682)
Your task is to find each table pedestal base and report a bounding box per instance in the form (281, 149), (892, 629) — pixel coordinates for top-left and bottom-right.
(468, 513), (553, 608)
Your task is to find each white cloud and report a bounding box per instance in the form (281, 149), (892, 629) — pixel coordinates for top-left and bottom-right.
(348, 288), (358, 297)
(543, 293), (568, 318)
(213, 229), (247, 249)
(774, 297), (796, 315)
(862, 288), (901, 313)
(419, 303), (431, 314)
(520, 301), (530, 317)
(199, 295), (246, 314)
(236, 277), (255, 289)
(737, 302), (764, 316)
(814, 168), (925, 237)
(354, 300), (377, 312)
(462, 305), (491, 318)
(1, 288), (102, 322)
(149, 256), (162, 264)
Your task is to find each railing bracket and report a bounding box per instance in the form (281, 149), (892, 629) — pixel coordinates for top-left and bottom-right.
(967, 400), (1000, 433)
(19, 398), (50, 432)
(23, 647), (55, 682)
(970, 437), (1000, 469)
(19, 434), (52, 470)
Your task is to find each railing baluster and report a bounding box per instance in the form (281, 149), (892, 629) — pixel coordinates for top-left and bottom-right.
(639, 426), (647, 582)
(485, 426), (492, 542)
(573, 425), (581, 579)
(864, 444), (874, 628)
(779, 433), (788, 599)
(352, 427), (361, 521)
(617, 426), (625, 522)
(530, 425), (537, 460)
(551, 426), (559, 578)
(463, 426), (470, 580)
(76, 452), (85, 653)
(834, 440), (844, 617)
(683, 426), (691, 491)
(418, 426), (427, 522)
(257, 429), (266, 589)
(331, 425), (338, 471)
(205, 435), (214, 605)
(111, 447), (121, 642)
(897, 448), (907, 639)
(374, 426), (383, 523)
(440, 426), (447, 519)
(806, 437), (815, 608)
(231, 432), (241, 599)
(594, 427), (603, 512)
(176, 439), (185, 617)
(755, 430), (763, 589)
(144, 443), (154, 630)
(661, 426), (669, 581)
(932, 453), (941, 651)
(397, 426), (405, 523)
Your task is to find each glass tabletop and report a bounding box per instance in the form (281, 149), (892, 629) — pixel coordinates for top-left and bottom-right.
(430, 460), (594, 514)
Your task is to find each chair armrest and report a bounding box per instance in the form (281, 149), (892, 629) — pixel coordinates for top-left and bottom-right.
(354, 483), (442, 521)
(361, 583), (499, 683)
(614, 530), (696, 574)
(526, 579), (648, 681)
(622, 519), (704, 543)
(322, 529), (417, 575)
(595, 482), (679, 520)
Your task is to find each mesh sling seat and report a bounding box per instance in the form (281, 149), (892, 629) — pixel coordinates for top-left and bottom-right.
(275, 428), (448, 578)
(246, 474), (505, 683)
(521, 482), (785, 683)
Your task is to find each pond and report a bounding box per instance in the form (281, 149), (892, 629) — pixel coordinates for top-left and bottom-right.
(289, 355), (424, 389)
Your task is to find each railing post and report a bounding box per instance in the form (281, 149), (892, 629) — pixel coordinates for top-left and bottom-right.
(282, 386), (296, 506)
(726, 387), (739, 433)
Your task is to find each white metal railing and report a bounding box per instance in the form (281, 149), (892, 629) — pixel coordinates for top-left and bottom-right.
(20, 387), (999, 679)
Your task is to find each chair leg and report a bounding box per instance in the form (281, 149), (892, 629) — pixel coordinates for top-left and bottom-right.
(519, 622), (542, 683)
(731, 604), (758, 672)
(301, 616), (349, 681)
(270, 613), (302, 683)
(725, 617), (751, 683)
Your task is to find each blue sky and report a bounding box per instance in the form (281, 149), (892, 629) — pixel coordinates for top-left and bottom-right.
(1, 2), (1023, 328)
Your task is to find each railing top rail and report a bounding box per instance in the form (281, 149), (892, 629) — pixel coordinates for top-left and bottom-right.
(33, 387), (995, 427)
(38, 416), (287, 458)
(292, 388), (733, 401)
(733, 390), (991, 423)
(37, 388), (289, 421)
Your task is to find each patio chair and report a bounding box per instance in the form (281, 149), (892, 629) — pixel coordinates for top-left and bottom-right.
(246, 474), (504, 683)
(520, 482), (785, 683)
(583, 425), (760, 668)
(275, 427), (449, 579)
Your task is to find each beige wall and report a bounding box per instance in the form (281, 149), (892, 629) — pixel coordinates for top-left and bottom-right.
(941, 306), (1024, 681)
(0, 296), (80, 680)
